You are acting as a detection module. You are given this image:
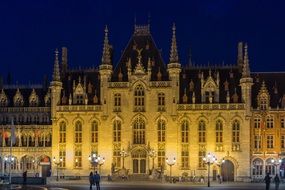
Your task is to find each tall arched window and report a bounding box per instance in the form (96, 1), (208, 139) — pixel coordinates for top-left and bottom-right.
(181, 120), (189, 169)
(133, 117), (145, 144)
(265, 158), (275, 175)
(134, 85), (145, 112)
(113, 120), (121, 142)
(157, 119), (166, 142)
(216, 120), (223, 151)
(252, 158), (263, 177)
(91, 121), (98, 143)
(198, 120), (206, 143)
(75, 121), (82, 143)
(181, 120), (189, 143)
(232, 120), (240, 151)
(59, 122), (66, 143)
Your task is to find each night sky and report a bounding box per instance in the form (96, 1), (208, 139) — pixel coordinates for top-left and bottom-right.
(0, 0), (285, 84)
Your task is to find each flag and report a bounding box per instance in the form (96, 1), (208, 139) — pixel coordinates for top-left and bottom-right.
(11, 119), (16, 145)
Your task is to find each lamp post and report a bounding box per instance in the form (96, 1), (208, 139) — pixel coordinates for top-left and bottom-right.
(166, 157), (176, 183)
(120, 149), (129, 169)
(271, 158), (282, 175)
(53, 157), (62, 181)
(203, 153), (217, 187)
(4, 155), (14, 184)
(88, 153), (105, 173)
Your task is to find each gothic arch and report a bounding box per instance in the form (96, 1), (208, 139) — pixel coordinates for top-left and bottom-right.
(223, 155), (239, 181)
(72, 116), (85, 125)
(57, 116), (69, 126)
(230, 115), (244, 123)
(111, 114), (124, 124)
(89, 115), (101, 125)
(131, 113), (148, 125)
(154, 114), (168, 123)
(177, 115), (191, 125)
(130, 80), (148, 91)
(196, 115), (209, 124)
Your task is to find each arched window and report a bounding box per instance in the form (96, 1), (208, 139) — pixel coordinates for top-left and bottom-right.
(216, 120), (223, 143)
(252, 158), (263, 177)
(114, 93), (121, 112)
(158, 93), (165, 111)
(113, 120), (121, 142)
(59, 122), (66, 143)
(133, 117), (145, 144)
(198, 120), (206, 143)
(216, 120), (223, 151)
(265, 158), (275, 175)
(91, 121), (98, 143)
(181, 120), (189, 169)
(134, 85), (145, 112)
(75, 121), (82, 143)
(181, 120), (189, 143)
(157, 119), (166, 142)
(232, 120), (240, 151)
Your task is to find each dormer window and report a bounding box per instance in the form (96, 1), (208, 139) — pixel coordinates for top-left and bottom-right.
(13, 89), (24, 107)
(257, 81), (270, 110)
(73, 79), (85, 105)
(260, 95), (268, 110)
(29, 89), (39, 107)
(0, 90), (8, 107)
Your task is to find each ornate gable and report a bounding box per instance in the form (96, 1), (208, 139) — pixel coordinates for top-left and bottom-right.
(257, 81), (270, 110)
(13, 88), (24, 107)
(0, 89), (8, 106)
(44, 89), (51, 106)
(29, 89), (39, 106)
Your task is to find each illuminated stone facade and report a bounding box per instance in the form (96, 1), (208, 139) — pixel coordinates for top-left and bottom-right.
(0, 24), (284, 181)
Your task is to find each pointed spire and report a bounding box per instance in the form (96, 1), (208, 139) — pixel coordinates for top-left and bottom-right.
(101, 25), (111, 65)
(52, 49), (60, 82)
(188, 47), (192, 67)
(242, 43), (250, 77)
(169, 23), (179, 63)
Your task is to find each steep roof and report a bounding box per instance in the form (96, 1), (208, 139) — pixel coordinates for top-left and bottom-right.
(251, 72), (285, 108)
(112, 25), (168, 81)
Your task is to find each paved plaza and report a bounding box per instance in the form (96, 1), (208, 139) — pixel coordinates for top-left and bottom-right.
(1, 180), (285, 190)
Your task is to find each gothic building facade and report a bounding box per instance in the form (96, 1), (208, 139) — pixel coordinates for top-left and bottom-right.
(0, 24), (284, 181)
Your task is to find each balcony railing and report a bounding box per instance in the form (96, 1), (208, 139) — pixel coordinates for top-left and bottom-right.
(0, 107), (50, 113)
(57, 105), (101, 112)
(177, 103), (245, 111)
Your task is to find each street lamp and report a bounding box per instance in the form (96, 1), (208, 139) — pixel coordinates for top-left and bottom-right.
(149, 149), (156, 170)
(88, 153), (105, 173)
(120, 149), (129, 169)
(271, 158), (282, 175)
(203, 153), (217, 187)
(166, 157), (176, 183)
(53, 157), (62, 181)
(4, 155), (14, 184)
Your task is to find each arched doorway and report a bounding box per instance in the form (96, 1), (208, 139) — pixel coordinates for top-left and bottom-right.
(280, 158), (285, 178)
(39, 155), (51, 178)
(221, 160), (235, 181)
(132, 149), (147, 174)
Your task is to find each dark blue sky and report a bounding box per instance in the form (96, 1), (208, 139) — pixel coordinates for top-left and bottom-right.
(0, 0), (285, 84)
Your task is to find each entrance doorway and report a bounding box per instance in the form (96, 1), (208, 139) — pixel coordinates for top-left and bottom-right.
(132, 149), (147, 174)
(221, 160), (234, 181)
(280, 158), (285, 178)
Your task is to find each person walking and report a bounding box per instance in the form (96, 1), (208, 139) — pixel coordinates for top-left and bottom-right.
(89, 172), (94, 189)
(93, 171), (101, 190)
(264, 173), (271, 190)
(22, 170), (27, 185)
(274, 174), (280, 190)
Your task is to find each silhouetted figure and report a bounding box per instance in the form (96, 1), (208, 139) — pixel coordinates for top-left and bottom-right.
(264, 173), (271, 190)
(89, 172), (93, 189)
(93, 171), (101, 190)
(23, 170), (27, 185)
(274, 174), (280, 190)
(217, 174), (222, 184)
